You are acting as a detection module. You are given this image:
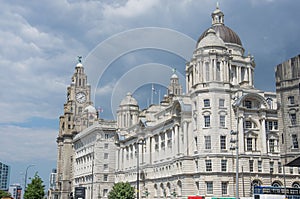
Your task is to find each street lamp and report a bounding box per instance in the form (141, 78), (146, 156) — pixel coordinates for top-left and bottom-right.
(24, 164), (35, 191)
(230, 129), (239, 199)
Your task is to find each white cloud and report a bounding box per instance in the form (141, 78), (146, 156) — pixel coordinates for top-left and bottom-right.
(0, 125), (57, 162)
(103, 0), (159, 18)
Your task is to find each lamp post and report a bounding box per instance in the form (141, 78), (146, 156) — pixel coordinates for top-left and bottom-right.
(230, 128), (239, 199)
(24, 164), (35, 191)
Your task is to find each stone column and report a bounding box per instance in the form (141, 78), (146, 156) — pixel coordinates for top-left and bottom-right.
(260, 115), (267, 154)
(183, 121), (188, 155)
(238, 116), (245, 153)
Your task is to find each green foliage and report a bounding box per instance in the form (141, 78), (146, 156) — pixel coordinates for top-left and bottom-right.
(24, 172), (45, 199)
(108, 182), (135, 199)
(0, 190), (11, 198)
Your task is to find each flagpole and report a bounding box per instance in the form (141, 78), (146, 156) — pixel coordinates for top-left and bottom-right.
(151, 84), (154, 104)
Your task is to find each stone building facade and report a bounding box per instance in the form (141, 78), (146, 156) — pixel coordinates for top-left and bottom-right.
(54, 61), (117, 198)
(73, 120), (117, 198)
(276, 55), (300, 166)
(115, 6), (300, 198)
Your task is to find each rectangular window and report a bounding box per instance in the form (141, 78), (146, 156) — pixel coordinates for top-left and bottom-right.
(205, 62), (210, 81)
(290, 114), (297, 126)
(205, 160), (212, 172)
(270, 161), (274, 173)
(249, 160), (254, 172)
(221, 182), (228, 195)
(292, 134), (299, 148)
(269, 139), (275, 153)
(104, 143), (109, 149)
(204, 99), (210, 107)
(274, 121), (278, 130)
(221, 160), (227, 172)
(216, 62), (221, 81)
(206, 181), (213, 194)
(104, 153), (109, 159)
(258, 160), (262, 172)
(103, 164), (108, 171)
(288, 96), (295, 104)
(219, 99), (225, 108)
(103, 189), (108, 197)
(220, 115), (225, 127)
(204, 116), (210, 127)
(103, 174), (108, 181)
(246, 138), (253, 151)
(268, 121), (273, 131)
(205, 136), (211, 149)
(245, 121), (252, 129)
(245, 100), (252, 109)
(290, 167), (293, 174)
(105, 134), (109, 139)
(278, 162), (282, 173)
(220, 135), (226, 150)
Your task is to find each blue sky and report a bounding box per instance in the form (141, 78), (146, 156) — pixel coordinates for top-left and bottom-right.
(0, 0), (299, 191)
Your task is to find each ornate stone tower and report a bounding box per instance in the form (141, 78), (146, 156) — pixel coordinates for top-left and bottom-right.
(55, 58), (93, 198)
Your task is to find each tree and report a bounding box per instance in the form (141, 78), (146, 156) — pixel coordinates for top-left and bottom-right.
(0, 190), (11, 198)
(24, 172), (45, 199)
(108, 182), (135, 199)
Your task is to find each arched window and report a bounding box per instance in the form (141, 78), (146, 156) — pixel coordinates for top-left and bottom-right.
(292, 182), (300, 188)
(154, 184), (158, 197)
(177, 181), (182, 196)
(272, 181), (282, 187)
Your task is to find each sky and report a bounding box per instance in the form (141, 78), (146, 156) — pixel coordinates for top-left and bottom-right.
(0, 0), (299, 192)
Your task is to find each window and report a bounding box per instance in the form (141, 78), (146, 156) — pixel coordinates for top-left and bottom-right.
(270, 161), (274, 173)
(104, 153), (109, 159)
(245, 121), (252, 129)
(205, 136), (211, 149)
(244, 100), (252, 108)
(221, 160), (227, 172)
(205, 160), (212, 171)
(249, 160), (254, 172)
(105, 134), (109, 139)
(103, 189), (108, 197)
(205, 62), (210, 81)
(290, 114), (297, 126)
(290, 167), (294, 174)
(204, 116), (210, 127)
(269, 139), (275, 153)
(216, 62), (221, 81)
(292, 134), (299, 148)
(206, 182), (213, 194)
(104, 143), (109, 149)
(288, 96), (295, 104)
(246, 138), (253, 151)
(204, 99), (210, 107)
(274, 121), (278, 130)
(219, 99), (225, 108)
(258, 160), (262, 172)
(103, 164), (108, 171)
(221, 182), (228, 195)
(220, 115), (225, 127)
(220, 135), (226, 150)
(278, 162), (282, 173)
(268, 121), (273, 131)
(103, 174), (108, 181)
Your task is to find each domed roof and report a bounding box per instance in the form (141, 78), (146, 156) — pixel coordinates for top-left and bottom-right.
(198, 25), (242, 46)
(84, 105), (97, 113)
(197, 6), (242, 47)
(120, 92), (138, 106)
(197, 28), (226, 49)
(171, 73), (178, 79)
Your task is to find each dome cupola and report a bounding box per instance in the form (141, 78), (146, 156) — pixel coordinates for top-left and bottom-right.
(197, 5), (242, 47)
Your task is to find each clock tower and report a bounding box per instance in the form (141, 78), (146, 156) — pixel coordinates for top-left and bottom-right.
(55, 58), (93, 198)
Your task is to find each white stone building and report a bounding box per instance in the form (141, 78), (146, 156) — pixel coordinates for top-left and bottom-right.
(115, 6), (300, 198)
(276, 54), (300, 169)
(73, 120), (117, 199)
